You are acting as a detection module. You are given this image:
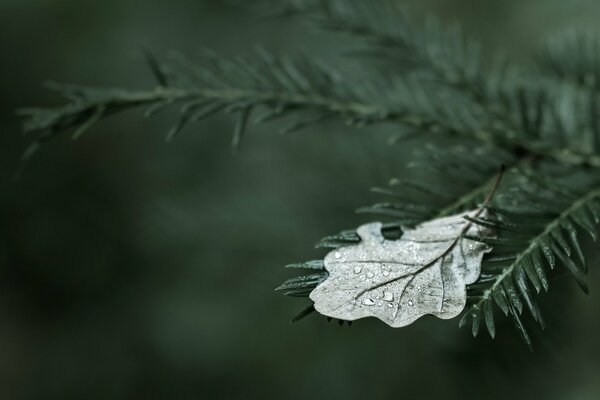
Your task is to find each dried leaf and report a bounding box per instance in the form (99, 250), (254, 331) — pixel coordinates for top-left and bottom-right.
(309, 210), (494, 327)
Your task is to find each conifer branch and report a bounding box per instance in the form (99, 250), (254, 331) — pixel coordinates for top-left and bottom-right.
(436, 159), (531, 218)
(275, 1), (600, 166)
(460, 167), (600, 346)
(536, 30), (600, 88)
(16, 0), (600, 345)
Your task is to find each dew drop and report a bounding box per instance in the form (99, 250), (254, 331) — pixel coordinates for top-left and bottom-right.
(387, 303), (394, 308)
(408, 299), (414, 306)
(363, 298), (375, 306)
(354, 266), (362, 274)
(334, 251), (341, 259)
(383, 270), (390, 277)
(383, 291), (394, 302)
(366, 272), (374, 279)
(377, 301), (383, 307)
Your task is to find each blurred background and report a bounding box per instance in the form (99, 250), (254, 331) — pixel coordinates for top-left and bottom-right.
(1, 1), (600, 399)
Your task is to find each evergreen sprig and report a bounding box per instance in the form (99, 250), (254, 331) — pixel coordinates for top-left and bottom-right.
(18, 0), (600, 346)
(279, 0), (484, 88)
(537, 30), (600, 88)
(461, 165), (600, 347)
(18, 49), (437, 160)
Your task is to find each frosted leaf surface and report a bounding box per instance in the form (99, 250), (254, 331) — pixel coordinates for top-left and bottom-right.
(309, 210), (494, 327)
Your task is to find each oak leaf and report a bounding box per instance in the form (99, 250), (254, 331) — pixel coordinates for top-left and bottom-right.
(309, 210), (494, 327)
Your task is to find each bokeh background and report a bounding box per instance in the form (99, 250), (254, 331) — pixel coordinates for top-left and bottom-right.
(1, 1), (600, 399)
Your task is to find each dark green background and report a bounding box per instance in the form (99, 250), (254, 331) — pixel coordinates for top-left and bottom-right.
(1, 1), (600, 399)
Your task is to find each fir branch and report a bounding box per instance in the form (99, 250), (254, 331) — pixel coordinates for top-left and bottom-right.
(18, 53), (600, 168)
(435, 159), (530, 218)
(461, 166), (600, 346)
(35, 79), (594, 169)
(274, 1), (600, 166)
(279, 0), (483, 87)
(17, 0), (600, 345)
(17, 51), (444, 160)
(479, 81), (600, 167)
(316, 144), (519, 250)
(536, 30), (600, 88)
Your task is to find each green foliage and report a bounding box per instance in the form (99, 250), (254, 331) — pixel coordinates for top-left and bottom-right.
(462, 165), (600, 347)
(18, 0), (600, 346)
(17, 49), (428, 160)
(537, 30), (600, 88)
(281, 0), (484, 85)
